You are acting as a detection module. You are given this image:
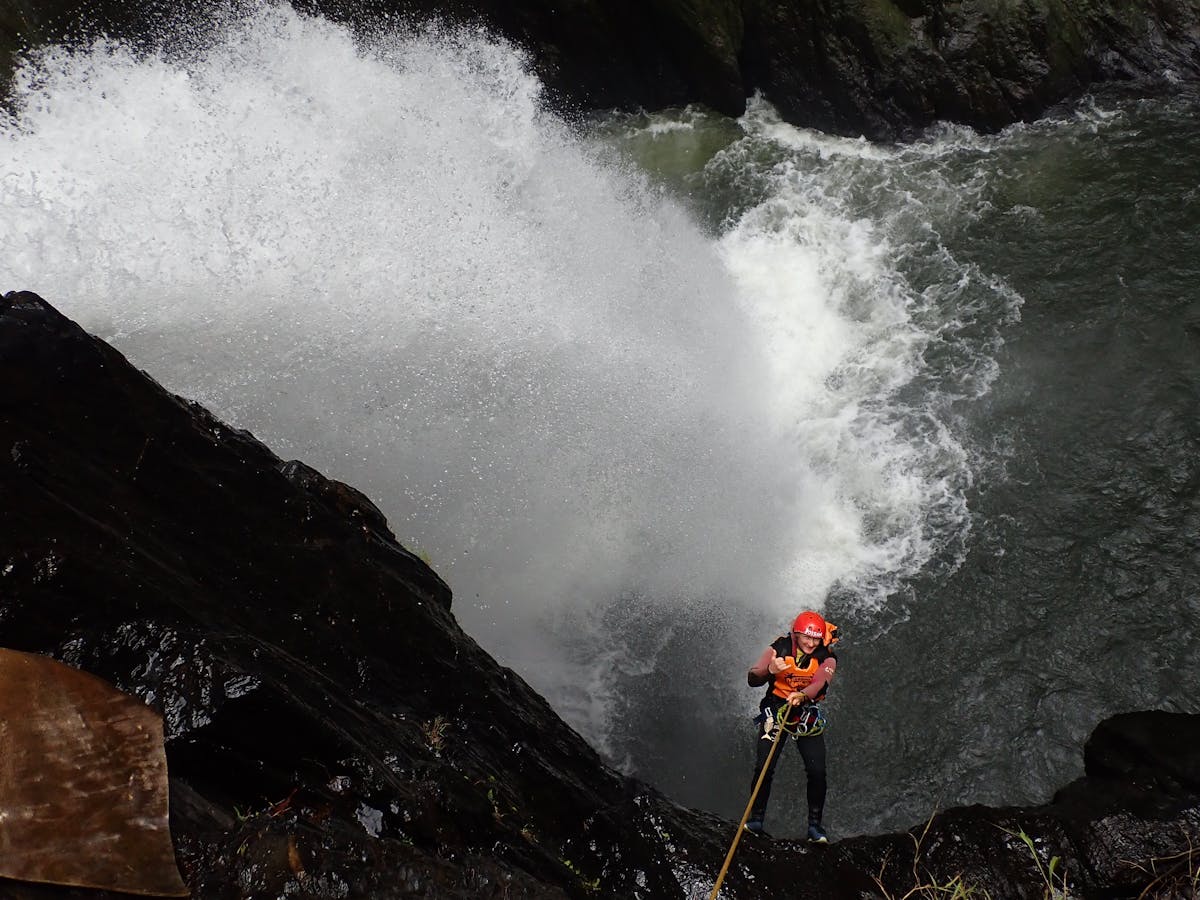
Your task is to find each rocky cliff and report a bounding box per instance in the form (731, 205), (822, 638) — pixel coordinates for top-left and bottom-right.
(1, 289), (1198, 898)
(3, 0), (1200, 137)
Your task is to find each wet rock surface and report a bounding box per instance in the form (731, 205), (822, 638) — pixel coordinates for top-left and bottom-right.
(738, 0), (1200, 138)
(4, 0), (1200, 137)
(1, 289), (1198, 898)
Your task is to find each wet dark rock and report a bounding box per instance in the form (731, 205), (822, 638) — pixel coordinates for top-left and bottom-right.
(274, 0), (1200, 137)
(4, 0), (1200, 137)
(1083, 711), (1200, 796)
(1, 288), (1199, 898)
(839, 724), (1200, 898)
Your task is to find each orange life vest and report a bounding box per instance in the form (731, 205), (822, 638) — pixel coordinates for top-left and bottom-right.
(767, 622), (839, 702)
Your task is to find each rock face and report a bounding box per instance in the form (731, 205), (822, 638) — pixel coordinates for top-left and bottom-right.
(0, 289), (868, 898)
(738, 0), (1200, 138)
(2, 289), (1199, 898)
(4, 0), (1200, 137)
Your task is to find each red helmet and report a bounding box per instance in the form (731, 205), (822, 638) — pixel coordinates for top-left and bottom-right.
(792, 611), (826, 639)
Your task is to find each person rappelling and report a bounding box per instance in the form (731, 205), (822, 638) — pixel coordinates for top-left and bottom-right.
(743, 610), (839, 842)
(708, 610), (842, 897)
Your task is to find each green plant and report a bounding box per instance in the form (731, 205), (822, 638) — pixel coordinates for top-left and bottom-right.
(479, 775), (516, 823)
(560, 857), (600, 893)
(1004, 827), (1070, 900)
(874, 816), (1078, 899)
(875, 813), (1200, 899)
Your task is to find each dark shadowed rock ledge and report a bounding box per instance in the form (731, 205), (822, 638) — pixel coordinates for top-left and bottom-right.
(3, 1), (1200, 139)
(1, 288), (1198, 899)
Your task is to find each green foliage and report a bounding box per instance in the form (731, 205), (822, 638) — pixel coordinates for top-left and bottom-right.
(856, 0), (917, 49)
(560, 856), (601, 893)
(874, 815), (1080, 900)
(1003, 827), (1070, 900)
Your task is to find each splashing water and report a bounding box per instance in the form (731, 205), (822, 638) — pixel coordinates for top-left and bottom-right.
(0, 4), (1014, 751)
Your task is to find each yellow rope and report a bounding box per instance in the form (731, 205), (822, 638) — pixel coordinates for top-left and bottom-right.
(707, 709), (792, 900)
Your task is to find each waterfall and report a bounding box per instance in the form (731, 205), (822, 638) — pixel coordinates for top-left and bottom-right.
(0, 3), (1010, 752)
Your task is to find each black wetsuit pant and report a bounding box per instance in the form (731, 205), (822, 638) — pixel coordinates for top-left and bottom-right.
(749, 719), (827, 826)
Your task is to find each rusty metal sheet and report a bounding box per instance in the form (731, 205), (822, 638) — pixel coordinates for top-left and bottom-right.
(0, 648), (189, 896)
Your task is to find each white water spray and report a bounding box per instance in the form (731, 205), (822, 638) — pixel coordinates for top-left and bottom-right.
(0, 4), (1007, 750)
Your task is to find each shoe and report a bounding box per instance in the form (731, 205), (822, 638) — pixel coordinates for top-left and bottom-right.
(743, 818), (767, 836)
(807, 822), (828, 843)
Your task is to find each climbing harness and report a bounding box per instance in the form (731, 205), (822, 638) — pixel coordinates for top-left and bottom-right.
(786, 703), (826, 737)
(707, 703), (823, 900)
(756, 702), (826, 739)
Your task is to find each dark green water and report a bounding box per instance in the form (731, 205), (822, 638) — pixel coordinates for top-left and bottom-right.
(602, 91), (1200, 838)
(841, 92), (1200, 834)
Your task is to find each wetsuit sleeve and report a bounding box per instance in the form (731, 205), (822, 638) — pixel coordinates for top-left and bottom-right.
(796, 655), (837, 700)
(747, 646), (775, 687)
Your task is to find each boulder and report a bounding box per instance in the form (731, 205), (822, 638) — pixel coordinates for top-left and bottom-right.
(739, 0), (1200, 138)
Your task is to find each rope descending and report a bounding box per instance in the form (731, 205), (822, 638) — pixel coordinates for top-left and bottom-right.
(707, 701), (825, 899)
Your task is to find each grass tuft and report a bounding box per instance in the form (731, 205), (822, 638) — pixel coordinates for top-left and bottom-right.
(873, 811), (994, 899)
(1128, 831), (1200, 900)
(420, 714), (450, 752)
(873, 814), (1074, 900)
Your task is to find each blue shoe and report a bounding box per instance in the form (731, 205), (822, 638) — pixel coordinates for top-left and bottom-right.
(743, 818), (766, 836)
(807, 822), (828, 843)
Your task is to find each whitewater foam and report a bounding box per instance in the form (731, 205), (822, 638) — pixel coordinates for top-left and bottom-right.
(0, 3), (1015, 751)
